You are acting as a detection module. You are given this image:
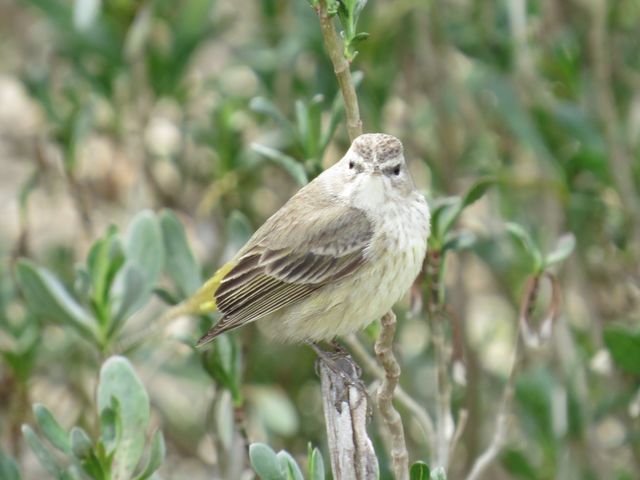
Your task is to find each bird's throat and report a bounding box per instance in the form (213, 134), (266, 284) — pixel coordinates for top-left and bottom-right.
(353, 174), (386, 209)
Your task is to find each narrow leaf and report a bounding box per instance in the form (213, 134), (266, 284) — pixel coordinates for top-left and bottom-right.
(505, 222), (543, 272)
(442, 231), (476, 253)
(110, 211), (165, 326)
(124, 210), (165, 288)
(134, 430), (165, 480)
(462, 177), (494, 208)
(70, 427), (93, 461)
(15, 260), (98, 343)
(0, 449), (21, 480)
(410, 461), (430, 480)
(159, 210), (202, 297)
(249, 97), (294, 134)
(251, 143), (308, 186)
(22, 425), (63, 477)
(33, 404), (70, 453)
(308, 447), (325, 480)
(545, 233), (576, 267)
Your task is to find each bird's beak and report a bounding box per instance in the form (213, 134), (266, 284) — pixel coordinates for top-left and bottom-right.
(371, 165), (381, 176)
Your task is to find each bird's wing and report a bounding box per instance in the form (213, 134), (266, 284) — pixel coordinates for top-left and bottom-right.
(196, 201), (373, 346)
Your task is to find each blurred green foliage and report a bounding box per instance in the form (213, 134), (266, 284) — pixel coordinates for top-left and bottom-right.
(0, 0), (639, 479)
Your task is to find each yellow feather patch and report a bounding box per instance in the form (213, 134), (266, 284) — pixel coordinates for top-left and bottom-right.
(185, 260), (236, 314)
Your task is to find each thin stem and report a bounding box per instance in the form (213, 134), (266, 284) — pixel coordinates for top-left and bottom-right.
(345, 334), (437, 450)
(316, 1), (363, 141)
(465, 337), (520, 480)
(432, 313), (453, 470)
(465, 273), (541, 480)
(374, 311), (409, 480)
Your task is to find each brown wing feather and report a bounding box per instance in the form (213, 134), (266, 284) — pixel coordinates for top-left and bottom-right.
(196, 194), (373, 346)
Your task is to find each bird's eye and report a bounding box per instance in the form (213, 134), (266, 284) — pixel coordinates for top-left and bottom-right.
(349, 160), (355, 169)
(393, 165), (401, 175)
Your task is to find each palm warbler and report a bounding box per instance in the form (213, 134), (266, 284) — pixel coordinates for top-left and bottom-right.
(189, 133), (430, 346)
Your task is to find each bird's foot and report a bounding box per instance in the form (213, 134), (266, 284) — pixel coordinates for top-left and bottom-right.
(307, 341), (368, 409)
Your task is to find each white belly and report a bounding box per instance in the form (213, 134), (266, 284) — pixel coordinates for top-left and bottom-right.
(262, 194), (430, 342)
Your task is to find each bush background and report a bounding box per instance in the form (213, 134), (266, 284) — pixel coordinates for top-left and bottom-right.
(0, 0), (639, 478)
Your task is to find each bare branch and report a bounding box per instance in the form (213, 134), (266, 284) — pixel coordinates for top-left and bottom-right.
(345, 334), (437, 451)
(465, 369), (516, 480)
(318, 357), (379, 480)
(432, 313), (454, 470)
(465, 272), (548, 480)
(374, 311), (409, 480)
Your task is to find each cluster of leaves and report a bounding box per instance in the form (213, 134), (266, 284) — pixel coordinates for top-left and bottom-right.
(20, 357), (163, 480)
(14, 210), (199, 353)
(306, 0), (369, 60)
(249, 443), (325, 480)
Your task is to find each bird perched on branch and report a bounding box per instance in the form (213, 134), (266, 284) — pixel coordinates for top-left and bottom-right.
(180, 133), (430, 346)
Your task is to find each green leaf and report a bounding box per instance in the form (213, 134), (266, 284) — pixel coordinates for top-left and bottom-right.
(134, 430), (165, 480)
(109, 265), (145, 329)
(462, 177), (494, 208)
(70, 427), (93, 461)
(99, 397), (120, 455)
(124, 210), (165, 288)
(431, 178), (494, 247)
(15, 260), (98, 343)
(430, 197), (462, 245)
(110, 211), (165, 328)
(545, 233), (576, 267)
(214, 391), (235, 451)
(430, 466), (447, 480)
(33, 404), (70, 453)
(410, 461), (430, 480)
(501, 448), (537, 480)
(249, 443), (285, 480)
(277, 450), (304, 480)
(70, 427), (104, 479)
(308, 447), (325, 480)
(251, 143), (308, 186)
(87, 226), (123, 310)
(249, 97), (295, 135)
(202, 333), (242, 404)
(442, 231), (476, 253)
(160, 210), (201, 297)
(505, 222), (543, 272)
(97, 356), (150, 480)
(0, 449), (21, 480)
(22, 424), (64, 477)
(603, 326), (640, 375)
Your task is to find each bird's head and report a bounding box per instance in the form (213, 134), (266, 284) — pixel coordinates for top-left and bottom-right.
(337, 133), (415, 208)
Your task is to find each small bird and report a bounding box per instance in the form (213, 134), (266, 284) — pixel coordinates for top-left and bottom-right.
(188, 133), (430, 346)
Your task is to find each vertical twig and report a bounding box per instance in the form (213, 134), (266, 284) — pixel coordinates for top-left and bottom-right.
(465, 337), (520, 480)
(432, 312), (453, 470)
(587, 0), (640, 234)
(465, 273), (557, 480)
(425, 250), (457, 470)
(374, 311), (410, 480)
(319, 357), (379, 480)
(316, 0), (363, 141)
(345, 334), (437, 450)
